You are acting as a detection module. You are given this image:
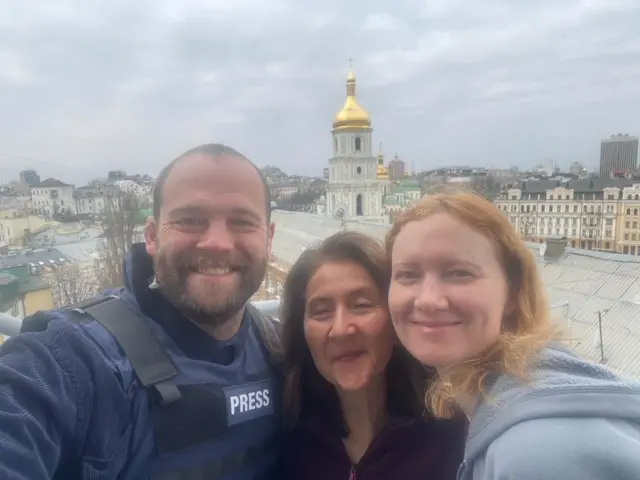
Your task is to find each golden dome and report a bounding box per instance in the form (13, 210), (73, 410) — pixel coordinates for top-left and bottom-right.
(376, 143), (389, 179)
(332, 70), (371, 130)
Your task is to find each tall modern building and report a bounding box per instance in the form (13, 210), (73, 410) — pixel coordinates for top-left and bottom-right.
(388, 155), (406, 181)
(19, 169), (40, 186)
(599, 134), (638, 177)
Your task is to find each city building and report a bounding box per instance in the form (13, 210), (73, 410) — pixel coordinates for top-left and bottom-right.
(270, 184), (299, 200)
(0, 209), (56, 247)
(30, 178), (76, 218)
(600, 134), (639, 177)
(617, 183), (640, 255)
(19, 169), (40, 186)
(569, 162), (586, 176)
(388, 155), (406, 181)
(73, 186), (122, 216)
(325, 69), (390, 219)
(495, 178), (640, 253)
(0, 264), (53, 322)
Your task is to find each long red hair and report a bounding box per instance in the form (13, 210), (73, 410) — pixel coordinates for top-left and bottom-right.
(386, 191), (555, 418)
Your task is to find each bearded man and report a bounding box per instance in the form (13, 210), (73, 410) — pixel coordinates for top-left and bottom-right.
(0, 144), (284, 480)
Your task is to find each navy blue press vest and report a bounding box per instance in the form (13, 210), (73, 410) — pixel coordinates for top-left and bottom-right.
(56, 294), (284, 480)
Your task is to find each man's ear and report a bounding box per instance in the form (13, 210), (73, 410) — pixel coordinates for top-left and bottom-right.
(145, 217), (158, 257)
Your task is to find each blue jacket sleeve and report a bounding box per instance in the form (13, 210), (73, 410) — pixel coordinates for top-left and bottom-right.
(0, 319), (93, 480)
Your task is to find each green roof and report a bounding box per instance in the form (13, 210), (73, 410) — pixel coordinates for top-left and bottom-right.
(399, 178), (421, 188)
(0, 266), (50, 295)
(18, 276), (51, 294)
(0, 273), (20, 312)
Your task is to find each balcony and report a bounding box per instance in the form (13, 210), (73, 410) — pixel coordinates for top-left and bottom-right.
(0, 300), (281, 338)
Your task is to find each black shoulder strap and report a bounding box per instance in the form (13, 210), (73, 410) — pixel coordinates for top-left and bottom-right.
(245, 302), (283, 371)
(74, 296), (181, 406)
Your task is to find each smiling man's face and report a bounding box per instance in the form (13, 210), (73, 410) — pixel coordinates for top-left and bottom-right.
(145, 153), (274, 327)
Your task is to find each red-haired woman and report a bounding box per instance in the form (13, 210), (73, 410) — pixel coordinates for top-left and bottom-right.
(387, 191), (640, 480)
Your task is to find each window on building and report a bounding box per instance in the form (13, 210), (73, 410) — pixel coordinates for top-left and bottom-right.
(354, 137), (361, 152)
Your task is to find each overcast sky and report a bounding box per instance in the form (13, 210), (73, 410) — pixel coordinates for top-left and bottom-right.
(1, 0), (639, 184)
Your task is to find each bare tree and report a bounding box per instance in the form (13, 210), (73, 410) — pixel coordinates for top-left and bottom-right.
(95, 190), (141, 290)
(42, 264), (101, 307)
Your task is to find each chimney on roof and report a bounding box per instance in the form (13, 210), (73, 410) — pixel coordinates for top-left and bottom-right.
(541, 236), (567, 260)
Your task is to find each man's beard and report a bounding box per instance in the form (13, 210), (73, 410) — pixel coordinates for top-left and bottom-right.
(153, 244), (267, 328)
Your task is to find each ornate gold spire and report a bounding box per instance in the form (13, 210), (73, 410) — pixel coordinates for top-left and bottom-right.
(332, 60), (371, 131)
(376, 142), (389, 179)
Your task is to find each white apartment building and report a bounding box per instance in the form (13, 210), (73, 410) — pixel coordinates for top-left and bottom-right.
(495, 178), (634, 252)
(114, 180), (154, 207)
(30, 178), (76, 218)
(74, 186), (121, 216)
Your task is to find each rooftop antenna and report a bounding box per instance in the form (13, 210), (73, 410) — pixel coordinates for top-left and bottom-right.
(594, 309), (609, 363)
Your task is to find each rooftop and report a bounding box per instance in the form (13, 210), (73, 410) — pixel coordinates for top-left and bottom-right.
(32, 177), (72, 188)
(0, 248), (70, 269)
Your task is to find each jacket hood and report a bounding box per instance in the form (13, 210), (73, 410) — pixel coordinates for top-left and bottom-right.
(465, 342), (640, 463)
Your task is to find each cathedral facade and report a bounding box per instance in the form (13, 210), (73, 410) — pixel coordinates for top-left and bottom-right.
(325, 70), (390, 220)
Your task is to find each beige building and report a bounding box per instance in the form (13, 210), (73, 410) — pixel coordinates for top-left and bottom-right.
(617, 183), (640, 255)
(0, 212), (55, 246)
(495, 178), (639, 253)
(0, 264), (54, 344)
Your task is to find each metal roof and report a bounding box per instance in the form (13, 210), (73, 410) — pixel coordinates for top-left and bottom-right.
(524, 242), (640, 377)
(0, 248), (70, 269)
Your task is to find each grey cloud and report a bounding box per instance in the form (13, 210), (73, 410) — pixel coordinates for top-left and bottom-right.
(0, 0), (638, 184)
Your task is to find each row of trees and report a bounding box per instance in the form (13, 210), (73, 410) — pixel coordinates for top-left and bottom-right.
(276, 191), (321, 211)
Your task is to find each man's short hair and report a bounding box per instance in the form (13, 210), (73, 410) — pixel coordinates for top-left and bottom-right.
(152, 143), (272, 222)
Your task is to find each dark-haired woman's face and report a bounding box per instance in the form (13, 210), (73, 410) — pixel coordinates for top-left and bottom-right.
(304, 260), (394, 392)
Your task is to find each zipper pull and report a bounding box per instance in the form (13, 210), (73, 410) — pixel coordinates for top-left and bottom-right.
(348, 466), (356, 480)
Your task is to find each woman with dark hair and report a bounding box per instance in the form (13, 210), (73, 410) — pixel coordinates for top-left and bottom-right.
(281, 231), (466, 479)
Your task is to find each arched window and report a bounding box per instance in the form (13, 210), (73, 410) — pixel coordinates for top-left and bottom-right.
(356, 166), (362, 175)
(354, 137), (361, 152)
